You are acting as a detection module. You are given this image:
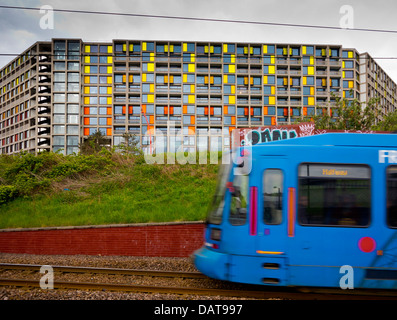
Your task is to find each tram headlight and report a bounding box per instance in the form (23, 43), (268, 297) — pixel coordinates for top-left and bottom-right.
(210, 228), (222, 241)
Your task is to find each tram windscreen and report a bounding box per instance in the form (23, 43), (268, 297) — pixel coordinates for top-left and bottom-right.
(207, 160), (232, 225)
(298, 164), (371, 227)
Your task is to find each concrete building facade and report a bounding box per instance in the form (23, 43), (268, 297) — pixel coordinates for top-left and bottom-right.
(0, 39), (396, 155)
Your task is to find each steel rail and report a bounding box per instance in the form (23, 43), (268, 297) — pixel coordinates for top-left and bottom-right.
(0, 263), (206, 279)
(0, 277), (360, 299)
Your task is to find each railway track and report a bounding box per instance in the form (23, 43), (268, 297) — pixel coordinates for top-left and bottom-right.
(0, 263), (396, 300)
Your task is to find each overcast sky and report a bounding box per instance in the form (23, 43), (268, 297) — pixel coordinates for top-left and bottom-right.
(1, 0), (397, 80)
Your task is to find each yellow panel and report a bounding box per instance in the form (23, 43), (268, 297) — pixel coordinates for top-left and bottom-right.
(321, 48), (326, 56)
(310, 87), (314, 95)
(107, 87), (112, 94)
(107, 76), (112, 84)
(263, 76), (268, 84)
(283, 47), (287, 55)
(84, 76), (90, 84)
(85, 45), (90, 53)
(229, 95), (235, 104)
(183, 74), (188, 82)
(223, 44), (228, 53)
(84, 97), (90, 104)
(108, 46), (113, 54)
(188, 64), (195, 73)
(84, 87), (90, 94)
(268, 65), (275, 74)
(210, 46), (214, 53)
(231, 85), (235, 94)
(348, 80), (354, 88)
(147, 94), (154, 103)
(270, 55), (275, 64)
(308, 97), (314, 105)
(142, 42), (147, 51)
(123, 44), (126, 51)
(129, 44), (134, 52)
(147, 63), (154, 72)
(263, 45), (268, 54)
(244, 46), (248, 54)
(150, 52), (155, 61)
(310, 56), (314, 65)
(229, 65), (235, 73)
(107, 66), (113, 74)
(170, 45), (174, 52)
(107, 97), (112, 104)
(302, 46), (306, 55)
(84, 66), (90, 73)
(348, 51), (353, 58)
(183, 43), (187, 52)
(303, 77), (307, 85)
(342, 61), (345, 68)
(150, 84), (154, 92)
(191, 53), (195, 63)
(107, 56), (113, 64)
(204, 45), (209, 53)
(269, 96), (275, 105)
(190, 84), (195, 93)
(84, 56), (90, 63)
(271, 86), (275, 95)
(342, 71), (345, 78)
(223, 75), (228, 83)
(308, 66), (314, 75)
(188, 95), (195, 104)
(231, 54), (235, 63)
(142, 73), (147, 82)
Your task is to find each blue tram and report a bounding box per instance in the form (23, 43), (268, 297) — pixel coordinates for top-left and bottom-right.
(193, 133), (397, 289)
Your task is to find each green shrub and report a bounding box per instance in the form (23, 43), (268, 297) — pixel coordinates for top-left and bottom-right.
(0, 185), (18, 205)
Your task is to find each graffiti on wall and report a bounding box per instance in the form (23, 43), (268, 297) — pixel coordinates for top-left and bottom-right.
(237, 122), (376, 146)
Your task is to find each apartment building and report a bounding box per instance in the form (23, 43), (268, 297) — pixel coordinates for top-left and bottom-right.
(0, 39), (396, 155)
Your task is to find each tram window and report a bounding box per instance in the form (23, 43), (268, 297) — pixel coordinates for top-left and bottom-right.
(298, 164), (371, 227)
(263, 169), (283, 225)
(387, 166), (397, 228)
(229, 174), (249, 226)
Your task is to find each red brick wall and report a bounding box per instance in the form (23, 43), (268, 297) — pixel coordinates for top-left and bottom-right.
(0, 222), (206, 257)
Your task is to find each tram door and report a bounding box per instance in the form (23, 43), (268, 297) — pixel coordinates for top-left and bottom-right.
(253, 158), (289, 284)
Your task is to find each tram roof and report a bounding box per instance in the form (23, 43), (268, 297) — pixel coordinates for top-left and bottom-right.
(255, 133), (397, 148)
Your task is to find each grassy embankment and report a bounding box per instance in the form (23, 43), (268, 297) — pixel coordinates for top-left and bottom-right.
(0, 151), (219, 229)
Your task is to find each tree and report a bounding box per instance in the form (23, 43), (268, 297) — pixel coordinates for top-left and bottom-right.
(79, 131), (111, 155)
(117, 132), (142, 156)
(302, 92), (378, 131)
(372, 110), (397, 132)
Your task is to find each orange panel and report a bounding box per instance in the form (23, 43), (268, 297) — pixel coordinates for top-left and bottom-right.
(224, 106), (228, 114)
(84, 107), (90, 115)
(150, 115), (154, 124)
(263, 107), (268, 115)
(188, 126), (195, 134)
(204, 107), (208, 115)
(169, 106), (174, 115)
(84, 117), (89, 125)
(244, 108), (248, 116)
(183, 105), (187, 114)
(190, 115), (195, 125)
(129, 106), (133, 114)
(164, 106), (168, 115)
(122, 106), (126, 114)
(231, 116), (236, 125)
(142, 104), (147, 114)
(84, 128), (90, 136)
(106, 128), (112, 136)
(107, 107), (112, 115)
(107, 118), (112, 125)
(271, 117), (276, 125)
